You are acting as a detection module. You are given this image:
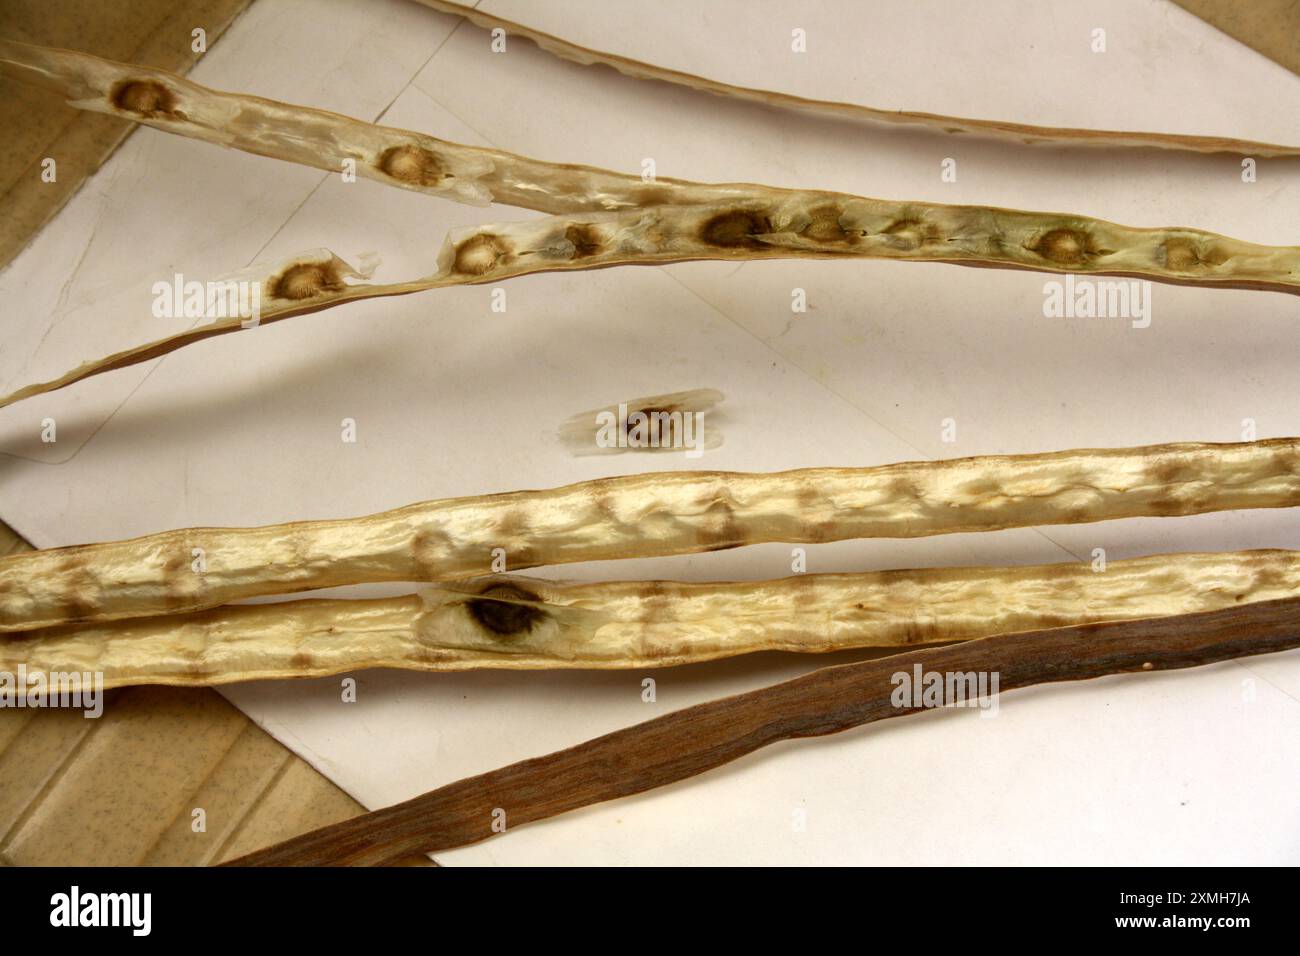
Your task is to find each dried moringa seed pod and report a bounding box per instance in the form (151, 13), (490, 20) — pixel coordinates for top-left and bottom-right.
(0, 39), (749, 213)
(6, 189), (1299, 407)
(3, 550), (1296, 689)
(415, 0), (1300, 157)
(1, 437), (1297, 633)
(2, 41), (1297, 408)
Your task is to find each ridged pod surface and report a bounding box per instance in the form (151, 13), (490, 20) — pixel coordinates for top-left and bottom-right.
(2, 550), (1297, 687)
(1, 438), (1297, 633)
(4, 193), (1298, 408)
(2, 40), (1298, 408)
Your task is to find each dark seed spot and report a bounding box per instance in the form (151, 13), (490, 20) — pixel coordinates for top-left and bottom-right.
(1031, 228), (1091, 265)
(466, 584), (544, 638)
(564, 223), (604, 258)
(699, 209), (772, 248)
(453, 233), (509, 275)
(267, 261), (347, 301)
(111, 79), (180, 118)
(377, 145), (445, 186)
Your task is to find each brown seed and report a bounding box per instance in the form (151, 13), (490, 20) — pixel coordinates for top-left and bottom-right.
(564, 223), (604, 258)
(1032, 228), (1091, 265)
(376, 145), (445, 187)
(699, 210), (772, 248)
(111, 79), (179, 118)
(466, 584), (544, 638)
(267, 262), (347, 301)
(453, 233), (508, 275)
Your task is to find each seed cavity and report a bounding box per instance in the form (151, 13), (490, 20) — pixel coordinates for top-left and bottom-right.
(111, 79), (181, 119)
(453, 233), (510, 275)
(800, 205), (851, 244)
(1163, 238), (1200, 270)
(881, 218), (937, 250)
(699, 209), (772, 248)
(267, 261), (348, 301)
(376, 144), (445, 187)
(1030, 228), (1093, 265)
(1161, 237), (1226, 270)
(564, 223), (604, 258)
(466, 584), (545, 638)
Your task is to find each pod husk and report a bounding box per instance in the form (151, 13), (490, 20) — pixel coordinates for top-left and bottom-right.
(413, 0), (1300, 157)
(2, 437), (1298, 634)
(2, 40), (1297, 408)
(2, 549), (1296, 688)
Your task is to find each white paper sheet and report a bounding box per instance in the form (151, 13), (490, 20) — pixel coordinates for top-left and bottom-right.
(1, 0), (1297, 864)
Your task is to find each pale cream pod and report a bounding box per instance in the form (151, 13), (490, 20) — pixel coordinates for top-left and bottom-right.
(2, 437), (1298, 634)
(4, 550), (1296, 689)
